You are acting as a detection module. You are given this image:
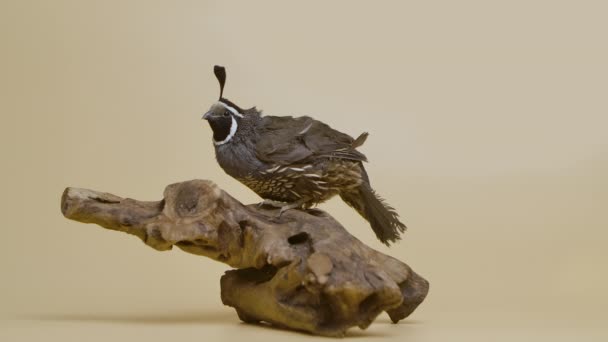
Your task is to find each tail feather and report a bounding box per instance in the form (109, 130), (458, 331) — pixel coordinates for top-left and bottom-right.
(340, 184), (407, 246)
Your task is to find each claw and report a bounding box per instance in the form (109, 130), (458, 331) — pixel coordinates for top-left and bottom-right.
(277, 205), (293, 218)
(277, 206), (291, 218)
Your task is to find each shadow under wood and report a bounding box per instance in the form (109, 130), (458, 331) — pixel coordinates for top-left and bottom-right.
(236, 319), (398, 339)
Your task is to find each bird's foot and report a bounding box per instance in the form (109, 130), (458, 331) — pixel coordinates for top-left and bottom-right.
(258, 198), (310, 218)
(257, 199), (287, 208)
(278, 198), (310, 218)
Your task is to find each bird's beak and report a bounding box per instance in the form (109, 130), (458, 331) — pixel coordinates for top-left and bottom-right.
(202, 111), (212, 120)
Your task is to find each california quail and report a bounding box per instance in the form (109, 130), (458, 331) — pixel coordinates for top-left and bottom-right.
(202, 66), (406, 245)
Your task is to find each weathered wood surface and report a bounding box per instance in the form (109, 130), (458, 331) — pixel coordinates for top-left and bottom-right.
(61, 179), (429, 336)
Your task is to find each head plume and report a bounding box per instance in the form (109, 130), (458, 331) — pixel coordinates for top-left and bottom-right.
(214, 65), (226, 99)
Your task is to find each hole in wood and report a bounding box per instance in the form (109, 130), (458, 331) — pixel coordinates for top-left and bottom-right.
(288, 232), (310, 245)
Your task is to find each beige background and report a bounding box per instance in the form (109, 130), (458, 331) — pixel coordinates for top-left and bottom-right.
(1, 1), (607, 341)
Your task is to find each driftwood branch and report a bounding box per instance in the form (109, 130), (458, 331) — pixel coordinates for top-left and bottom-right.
(61, 179), (429, 336)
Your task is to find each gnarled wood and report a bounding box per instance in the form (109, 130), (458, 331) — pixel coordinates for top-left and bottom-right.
(61, 179), (429, 336)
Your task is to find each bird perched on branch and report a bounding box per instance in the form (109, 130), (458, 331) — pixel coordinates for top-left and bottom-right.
(202, 66), (406, 245)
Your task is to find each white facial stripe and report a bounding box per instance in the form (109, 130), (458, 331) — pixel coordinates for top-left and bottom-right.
(217, 101), (244, 118)
(213, 115), (238, 146)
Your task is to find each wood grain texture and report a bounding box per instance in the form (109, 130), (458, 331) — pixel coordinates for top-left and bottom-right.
(60, 179), (429, 336)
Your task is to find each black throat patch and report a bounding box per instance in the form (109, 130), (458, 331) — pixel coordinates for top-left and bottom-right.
(208, 116), (233, 142)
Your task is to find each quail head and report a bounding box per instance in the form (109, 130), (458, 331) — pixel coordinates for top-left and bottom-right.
(202, 65), (406, 245)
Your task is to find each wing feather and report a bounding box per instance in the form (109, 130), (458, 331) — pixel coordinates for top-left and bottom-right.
(255, 115), (368, 164)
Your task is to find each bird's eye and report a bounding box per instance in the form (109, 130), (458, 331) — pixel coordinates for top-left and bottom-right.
(223, 111), (230, 117)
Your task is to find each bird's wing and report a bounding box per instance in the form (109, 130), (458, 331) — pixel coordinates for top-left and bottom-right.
(255, 115), (368, 165)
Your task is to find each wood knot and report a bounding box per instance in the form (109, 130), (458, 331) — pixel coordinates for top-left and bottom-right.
(306, 252), (333, 285)
(163, 180), (220, 219)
